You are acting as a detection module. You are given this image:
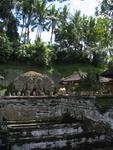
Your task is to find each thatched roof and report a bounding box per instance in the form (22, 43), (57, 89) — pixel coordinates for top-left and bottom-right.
(60, 71), (87, 84)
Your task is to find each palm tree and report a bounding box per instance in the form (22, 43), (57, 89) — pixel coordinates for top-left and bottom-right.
(53, 4), (69, 46)
(69, 10), (83, 51)
(31, 0), (48, 40)
(15, 0), (35, 43)
(60, 4), (69, 26)
(47, 4), (60, 44)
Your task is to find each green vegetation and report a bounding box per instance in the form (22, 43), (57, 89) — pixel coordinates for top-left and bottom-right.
(0, 63), (105, 76)
(0, 0), (112, 68)
(0, 0), (113, 98)
(96, 96), (113, 113)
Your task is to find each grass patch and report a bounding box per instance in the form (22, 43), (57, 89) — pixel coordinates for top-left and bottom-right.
(0, 62), (105, 76)
(95, 97), (113, 113)
(52, 63), (105, 76)
(0, 62), (49, 73)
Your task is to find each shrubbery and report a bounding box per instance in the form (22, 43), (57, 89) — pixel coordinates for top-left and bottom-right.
(17, 39), (53, 66)
(32, 39), (53, 66)
(0, 33), (12, 63)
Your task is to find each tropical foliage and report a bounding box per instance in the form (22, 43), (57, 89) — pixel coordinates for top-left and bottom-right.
(0, 0), (113, 67)
(0, 33), (12, 63)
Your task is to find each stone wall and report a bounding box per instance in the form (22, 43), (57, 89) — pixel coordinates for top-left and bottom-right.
(0, 96), (113, 150)
(0, 96), (96, 121)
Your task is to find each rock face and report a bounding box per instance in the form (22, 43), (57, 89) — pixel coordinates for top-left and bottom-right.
(6, 71), (54, 95)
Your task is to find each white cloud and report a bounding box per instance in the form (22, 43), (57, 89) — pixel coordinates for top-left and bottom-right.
(69, 0), (99, 16)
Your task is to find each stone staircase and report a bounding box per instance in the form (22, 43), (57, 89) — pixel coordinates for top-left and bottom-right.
(4, 119), (113, 150)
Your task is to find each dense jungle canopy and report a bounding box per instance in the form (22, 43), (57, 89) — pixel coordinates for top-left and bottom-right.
(0, 0), (113, 67)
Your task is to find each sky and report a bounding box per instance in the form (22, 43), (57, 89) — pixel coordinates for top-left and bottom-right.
(68, 0), (100, 16)
(30, 0), (101, 43)
(55, 0), (100, 17)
